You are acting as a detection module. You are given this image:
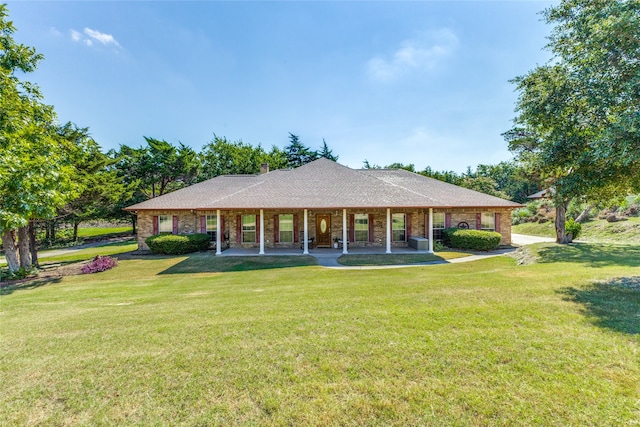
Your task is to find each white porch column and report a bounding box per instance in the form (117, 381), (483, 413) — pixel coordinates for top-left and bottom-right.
(342, 209), (348, 254)
(428, 207), (434, 253)
(215, 209), (221, 255)
(303, 209), (309, 254)
(386, 208), (391, 254)
(259, 209), (265, 255)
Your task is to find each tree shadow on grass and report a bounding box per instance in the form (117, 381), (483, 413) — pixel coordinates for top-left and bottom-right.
(0, 276), (62, 296)
(159, 253), (318, 274)
(558, 277), (640, 335)
(536, 243), (640, 268)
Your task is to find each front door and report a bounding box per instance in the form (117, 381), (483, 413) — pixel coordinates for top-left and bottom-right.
(316, 214), (331, 247)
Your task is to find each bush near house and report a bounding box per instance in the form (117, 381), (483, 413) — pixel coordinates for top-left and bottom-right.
(443, 228), (502, 251)
(146, 233), (211, 255)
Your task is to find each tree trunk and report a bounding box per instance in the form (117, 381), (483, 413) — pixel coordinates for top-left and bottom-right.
(1, 229), (20, 273)
(555, 201), (571, 244)
(73, 219), (79, 242)
(17, 226), (31, 270)
(29, 219), (39, 268)
(50, 220), (56, 242)
(575, 205), (592, 223)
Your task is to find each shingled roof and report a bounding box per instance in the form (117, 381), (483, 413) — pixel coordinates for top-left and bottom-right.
(125, 158), (522, 211)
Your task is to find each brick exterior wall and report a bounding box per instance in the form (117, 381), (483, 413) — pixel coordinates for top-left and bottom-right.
(135, 207), (513, 251)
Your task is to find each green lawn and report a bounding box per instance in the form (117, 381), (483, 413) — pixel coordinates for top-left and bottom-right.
(2, 243), (640, 425)
(337, 251), (470, 266)
(77, 226), (133, 238)
(513, 217), (640, 243)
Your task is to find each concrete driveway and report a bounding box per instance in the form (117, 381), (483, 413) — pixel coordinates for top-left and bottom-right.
(511, 233), (555, 245)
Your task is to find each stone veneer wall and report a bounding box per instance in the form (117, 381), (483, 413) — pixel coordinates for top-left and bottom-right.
(135, 207), (513, 251)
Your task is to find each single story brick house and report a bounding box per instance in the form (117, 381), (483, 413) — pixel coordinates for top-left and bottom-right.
(125, 158), (522, 254)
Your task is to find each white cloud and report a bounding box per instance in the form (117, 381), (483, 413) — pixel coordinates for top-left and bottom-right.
(84, 28), (121, 47)
(70, 29), (82, 42)
(50, 27), (62, 37)
(69, 27), (121, 49)
(367, 28), (459, 82)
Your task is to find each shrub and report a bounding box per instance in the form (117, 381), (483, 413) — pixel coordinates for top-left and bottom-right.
(565, 218), (582, 241)
(81, 255), (117, 274)
(442, 228), (502, 251)
(146, 233), (211, 255)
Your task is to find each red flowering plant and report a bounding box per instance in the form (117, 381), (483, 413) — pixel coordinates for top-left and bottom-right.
(81, 255), (118, 274)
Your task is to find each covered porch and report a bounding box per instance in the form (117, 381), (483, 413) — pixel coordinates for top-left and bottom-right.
(204, 207), (436, 256)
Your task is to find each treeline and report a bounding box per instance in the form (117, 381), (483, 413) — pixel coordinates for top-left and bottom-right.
(363, 160), (539, 204)
(44, 131), (340, 240)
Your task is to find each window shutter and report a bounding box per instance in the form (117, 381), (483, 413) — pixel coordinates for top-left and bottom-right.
(274, 215), (279, 243)
(406, 213), (412, 239)
(200, 216), (206, 233)
(221, 216), (225, 234)
(172, 216), (178, 234)
(349, 214), (355, 243)
(153, 216), (159, 235)
(293, 214), (299, 243)
(256, 214), (260, 243)
(236, 215), (241, 243)
(495, 213), (501, 233)
(368, 214), (374, 243)
(476, 213), (482, 230)
(445, 213), (452, 228)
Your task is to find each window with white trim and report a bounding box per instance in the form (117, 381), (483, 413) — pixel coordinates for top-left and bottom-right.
(481, 213), (495, 231)
(354, 214), (369, 242)
(279, 214), (293, 243)
(432, 212), (445, 241)
(159, 215), (172, 233)
(392, 213), (406, 242)
(242, 215), (256, 243)
(206, 215), (217, 241)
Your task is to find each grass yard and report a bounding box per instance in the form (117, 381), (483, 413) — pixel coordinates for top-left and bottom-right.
(2, 243), (640, 425)
(77, 226), (133, 238)
(513, 216), (640, 243)
(337, 251), (470, 266)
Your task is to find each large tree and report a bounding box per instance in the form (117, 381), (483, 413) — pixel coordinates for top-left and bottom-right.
(56, 123), (132, 243)
(506, 0), (640, 243)
(0, 5), (80, 272)
(284, 133), (318, 168)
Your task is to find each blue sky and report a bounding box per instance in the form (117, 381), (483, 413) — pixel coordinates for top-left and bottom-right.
(10, 1), (553, 173)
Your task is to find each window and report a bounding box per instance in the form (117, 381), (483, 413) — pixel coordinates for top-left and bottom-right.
(481, 213), (495, 231)
(206, 215), (217, 241)
(159, 215), (172, 233)
(354, 214), (368, 242)
(432, 212), (445, 241)
(392, 213), (406, 242)
(279, 214), (293, 243)
(242, 215), (256, 243)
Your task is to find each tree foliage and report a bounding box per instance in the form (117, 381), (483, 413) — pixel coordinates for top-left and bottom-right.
(200, 135), (287, 180)
(0, 5), (81, 271)
(505, 0), (640, 242)
(285, 133), (318, 168)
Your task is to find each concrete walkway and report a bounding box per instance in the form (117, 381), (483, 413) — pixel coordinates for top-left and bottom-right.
(511, 233), (556, 245)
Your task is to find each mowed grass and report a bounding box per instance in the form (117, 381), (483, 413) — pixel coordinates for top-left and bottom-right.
(2, 243), (640, 425)
(513, 217), (640, 243)
(76, 226), (133, 238)
(338, 251), (470, 266)
(38, 241), (138, 265)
